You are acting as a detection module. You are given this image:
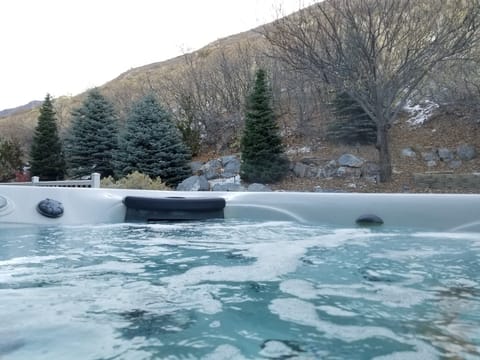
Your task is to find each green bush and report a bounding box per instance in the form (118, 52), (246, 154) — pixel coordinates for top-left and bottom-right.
(240, 69), (289, 183)
(327, 92), (377, 145)
(101, 171), (169, 190)
(0, 137), (23, 182)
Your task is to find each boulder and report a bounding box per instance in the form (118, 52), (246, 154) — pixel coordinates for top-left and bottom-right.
(401, 147), (416, 158)
(292, 162), (309, 178)
(176, 175), (210, 191)
(318, 160), (337, 178)
(422, 151), (438, 162)
(221, 156), (241, 178)
(457, 144), (476, 161)
(449, 160), (462, 169)
(426, 160), (437, 168)
(336, 166), (362, 178)
(220, 155), (237, 165)
(437, 148), (454, 161)
(338, 154), (364, 168)
(201, 159), (222, 180)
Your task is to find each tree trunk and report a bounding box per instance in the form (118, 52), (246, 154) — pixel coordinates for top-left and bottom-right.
(376, 124), (392, 182)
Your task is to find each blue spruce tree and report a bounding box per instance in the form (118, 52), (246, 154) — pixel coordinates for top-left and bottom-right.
(327, 92), (377, 145)
(65, 88), (118, 178)
(115, 94), (191, 186)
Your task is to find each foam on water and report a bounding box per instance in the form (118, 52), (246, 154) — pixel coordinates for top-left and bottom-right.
(0, 220), (479, 359)
(269, 297), (399, 342)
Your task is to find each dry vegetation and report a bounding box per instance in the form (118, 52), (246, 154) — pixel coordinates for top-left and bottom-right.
(1, 0), (479, 193)
(272, 114), (480, 193)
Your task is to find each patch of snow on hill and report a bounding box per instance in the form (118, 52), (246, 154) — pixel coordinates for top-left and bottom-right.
(404, 100), (439, 126)
(286, 146), (312, 156)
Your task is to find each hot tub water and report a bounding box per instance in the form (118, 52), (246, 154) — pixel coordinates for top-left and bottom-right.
(0, 221), (479, 359)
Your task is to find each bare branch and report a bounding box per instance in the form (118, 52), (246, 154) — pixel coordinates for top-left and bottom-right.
(264, 0), (480, 181)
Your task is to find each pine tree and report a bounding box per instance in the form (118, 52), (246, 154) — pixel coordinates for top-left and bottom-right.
(326, 92), (377, 145)
(30, 94), (66, 180)
(115, 94), (192, 187)
(240, 69), (289, 183)
(65, 88), (118, 178)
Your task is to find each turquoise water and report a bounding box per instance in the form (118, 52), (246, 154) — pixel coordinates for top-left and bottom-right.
(0, 221), (479, 359)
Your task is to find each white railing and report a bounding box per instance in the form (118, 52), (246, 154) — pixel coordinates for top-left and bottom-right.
(0, 173), (101, 188)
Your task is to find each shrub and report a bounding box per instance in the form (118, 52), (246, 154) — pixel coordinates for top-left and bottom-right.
(101, 171), (169, 190)
(326, 92), (377, 145)
(0, 137), (23, 182)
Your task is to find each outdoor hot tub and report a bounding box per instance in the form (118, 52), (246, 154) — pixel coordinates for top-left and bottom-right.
(0, 186), (479, 359)
(0, 186), (480, 231)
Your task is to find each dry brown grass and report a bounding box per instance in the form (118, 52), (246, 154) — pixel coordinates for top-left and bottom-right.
(1, 6), (478, 195)
(269, 114), (480, 193)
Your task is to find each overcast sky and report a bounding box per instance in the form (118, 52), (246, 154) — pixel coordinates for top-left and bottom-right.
(0, 0), (309, 110)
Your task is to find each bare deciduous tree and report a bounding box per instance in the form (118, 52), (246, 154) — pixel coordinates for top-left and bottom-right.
(265, 0), (480, 181)
(424, 46), (480, 116)
(159, 42), (257, 153)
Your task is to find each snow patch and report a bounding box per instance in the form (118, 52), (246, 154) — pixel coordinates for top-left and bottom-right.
(404, 100), (439, 126)
(286, 146), (312, 155)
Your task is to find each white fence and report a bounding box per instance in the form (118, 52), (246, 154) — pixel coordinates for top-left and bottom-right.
(0, 173), (101, 188)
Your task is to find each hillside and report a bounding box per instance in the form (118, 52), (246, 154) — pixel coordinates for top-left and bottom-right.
(0, 100), (42, 118)
(0, 25), (268, 152)
(272, 114), (480, 193)
(0, 1), (479, 193)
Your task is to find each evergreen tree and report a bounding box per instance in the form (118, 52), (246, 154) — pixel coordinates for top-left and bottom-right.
(326, 92), (377, 145)
(30, 94), (66, 180)
(65, 88), (118, 178)
(115, 94), (192, 187)
(0, 137), (23, 182)
(240, 69), (288, 183)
